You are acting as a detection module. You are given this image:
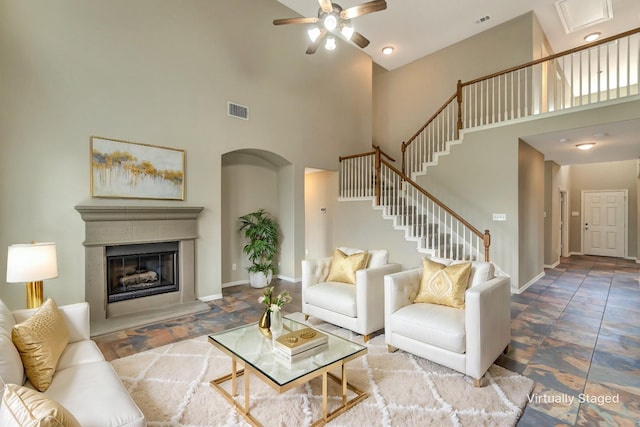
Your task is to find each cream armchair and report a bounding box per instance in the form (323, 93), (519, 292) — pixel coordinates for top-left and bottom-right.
(302, 247), (402, 342)
(384, 258), (511, 386)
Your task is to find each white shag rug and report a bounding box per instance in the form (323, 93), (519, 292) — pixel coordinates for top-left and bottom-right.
(111, 313), (534, 426)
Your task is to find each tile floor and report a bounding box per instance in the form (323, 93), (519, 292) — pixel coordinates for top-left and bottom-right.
(94, 255), (639, 426)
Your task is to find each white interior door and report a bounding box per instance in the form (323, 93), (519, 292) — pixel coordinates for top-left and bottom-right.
(583, 190), (626, 257)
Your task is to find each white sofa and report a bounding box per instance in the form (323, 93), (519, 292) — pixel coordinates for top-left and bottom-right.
(0, 298), (145, 426)
(302, 247), (402, 341)
(384, 259), (511, 386)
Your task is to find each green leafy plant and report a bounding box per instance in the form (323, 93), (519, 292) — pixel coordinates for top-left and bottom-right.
(238, 209), (279, 276)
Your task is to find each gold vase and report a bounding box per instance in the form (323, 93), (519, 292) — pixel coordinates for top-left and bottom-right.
(258, 311), (272, 338)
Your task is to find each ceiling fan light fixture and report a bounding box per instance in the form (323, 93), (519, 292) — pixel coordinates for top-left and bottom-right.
(340, 25), (354, 40)
(325, 37), (336, 51)
(382, 46), (394, 55)
(308, 27), (322, 42)
(324, 14), (338, 31)
(576, 142), (595, 150)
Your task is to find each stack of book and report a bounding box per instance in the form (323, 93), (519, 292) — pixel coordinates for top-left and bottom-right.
(272, 327), (328, 365)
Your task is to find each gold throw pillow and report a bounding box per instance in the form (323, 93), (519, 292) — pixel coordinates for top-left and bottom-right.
(0, 383), (81, 427)
(414, 258), (472, 308)
(326, 249), (369, 284)
(11, 298), (69, 392)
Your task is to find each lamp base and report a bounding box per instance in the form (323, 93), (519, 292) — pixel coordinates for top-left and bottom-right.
(26, 281), (44, 309)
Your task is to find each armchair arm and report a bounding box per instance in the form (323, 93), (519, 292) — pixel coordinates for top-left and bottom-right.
(301, 257), (332, 306)
(356, 262), (402, 311)
(464, 274), (511, 379)
(384, 268), (421, 319)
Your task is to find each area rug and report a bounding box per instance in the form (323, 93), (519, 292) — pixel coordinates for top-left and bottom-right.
(111, 313), (534, 426)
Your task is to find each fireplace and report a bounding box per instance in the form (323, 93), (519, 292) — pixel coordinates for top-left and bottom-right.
(76, 205), (204, 323)
(106, 242), (179, 303)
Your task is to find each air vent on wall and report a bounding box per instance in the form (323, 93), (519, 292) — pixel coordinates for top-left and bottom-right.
(227, 102), (249, 120)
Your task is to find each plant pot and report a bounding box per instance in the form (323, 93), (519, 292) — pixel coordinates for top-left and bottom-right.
(249, 271), (273, 288)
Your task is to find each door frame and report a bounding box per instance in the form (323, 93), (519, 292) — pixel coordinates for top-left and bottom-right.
(560, 190), (569, 258)
(580, 189), (628, 258)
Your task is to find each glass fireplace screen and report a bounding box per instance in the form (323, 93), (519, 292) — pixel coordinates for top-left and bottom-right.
(106, 242), (179, 303)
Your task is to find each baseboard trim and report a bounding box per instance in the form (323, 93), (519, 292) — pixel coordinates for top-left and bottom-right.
(222, 280), (249, 288)
(198, 293), (223, 301)
(544, 260), (560, 269)
(277, 274), (299, 283)
(512, 271), (545, 295)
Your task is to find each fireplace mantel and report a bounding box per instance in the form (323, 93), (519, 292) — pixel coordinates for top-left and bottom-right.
(75, 205), (204, 222)
(75, 205), (205, 325)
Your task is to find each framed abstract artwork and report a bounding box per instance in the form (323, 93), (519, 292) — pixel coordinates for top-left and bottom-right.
(90, 136), (185, 200)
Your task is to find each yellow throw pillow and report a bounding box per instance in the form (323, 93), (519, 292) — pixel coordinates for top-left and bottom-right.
(414, 258), (472, 308)
(0, 383), (81, 427)
(11, 298), (69, 392)
(326, 248), (369, 284)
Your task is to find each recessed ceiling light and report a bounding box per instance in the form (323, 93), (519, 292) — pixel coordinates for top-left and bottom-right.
(584, 32), (601, 42)
(576, 143), (595, 150)
(382, 46), (394, 55)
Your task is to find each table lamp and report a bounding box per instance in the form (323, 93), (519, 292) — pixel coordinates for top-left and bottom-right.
(6, 242), (58, 308)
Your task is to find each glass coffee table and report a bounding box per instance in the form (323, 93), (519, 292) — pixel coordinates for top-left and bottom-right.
(208, 316), (367, 427)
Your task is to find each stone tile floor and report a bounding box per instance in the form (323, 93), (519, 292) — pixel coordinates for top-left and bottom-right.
(94, 255), (639, 426)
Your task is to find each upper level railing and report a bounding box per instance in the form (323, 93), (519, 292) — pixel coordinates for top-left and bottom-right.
(402, 27), (640, 177)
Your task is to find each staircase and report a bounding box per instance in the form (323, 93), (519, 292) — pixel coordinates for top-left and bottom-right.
(339, 28), (640, 262)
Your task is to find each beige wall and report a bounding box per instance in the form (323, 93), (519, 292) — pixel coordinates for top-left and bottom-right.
(519, 141), (545, 286)
(372, 12), (539, 160)
(304, 170), (338, 260)
(544, 161), (562, 266)
(566, 160), (638, 258)
(0, 0), (373, 308)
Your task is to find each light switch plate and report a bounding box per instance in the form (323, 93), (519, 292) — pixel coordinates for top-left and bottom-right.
(492, 213), (507, 221)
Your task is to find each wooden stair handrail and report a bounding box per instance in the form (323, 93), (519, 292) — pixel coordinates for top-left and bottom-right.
(461, 26), (640, 87)
(403, 92), (457, 149)
(379, 156), (491, 261)
(372, 144), (396, 162)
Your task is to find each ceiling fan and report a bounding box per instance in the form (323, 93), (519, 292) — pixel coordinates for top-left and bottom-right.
(273, 0), (387, 54)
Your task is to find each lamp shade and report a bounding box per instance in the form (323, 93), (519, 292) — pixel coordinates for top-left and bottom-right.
(6, 242), (58, 283)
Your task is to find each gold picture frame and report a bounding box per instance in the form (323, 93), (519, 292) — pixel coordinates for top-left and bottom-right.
(90, 136), (185, 200)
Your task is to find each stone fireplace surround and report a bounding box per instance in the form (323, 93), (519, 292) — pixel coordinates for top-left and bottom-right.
(75, 205), (206, 335)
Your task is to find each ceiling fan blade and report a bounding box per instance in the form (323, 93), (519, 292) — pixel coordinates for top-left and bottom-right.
(306, 29), (328, 54)
(273, 16), (319, 26)
(341, 0), (387, 20)
(318, 0), (333, 13)
(351, 31), (370, 48)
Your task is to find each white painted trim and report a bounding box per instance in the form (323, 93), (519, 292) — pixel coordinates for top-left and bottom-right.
(544, 260), (560, 269)
(512, 271), (545, 294)
(198, 294), (223, 301)
(221, 280), (248, 288)
(276, 274), (300, 283)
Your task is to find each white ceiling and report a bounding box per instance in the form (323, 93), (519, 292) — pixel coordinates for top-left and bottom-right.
(276, 0), (640, 165)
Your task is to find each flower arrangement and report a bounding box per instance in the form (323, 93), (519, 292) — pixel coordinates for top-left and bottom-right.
(258, 286), (292, 313)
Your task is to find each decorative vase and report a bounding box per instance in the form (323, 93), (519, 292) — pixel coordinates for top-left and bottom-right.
(258, 311), (271, 338)
(270, 310), (283, 340)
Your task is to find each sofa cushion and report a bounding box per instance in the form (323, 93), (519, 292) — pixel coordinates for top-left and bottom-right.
(304, 282), (357, 317)
(429, 257), (495, 288)
(338, 247), (388, 268)
(0, 383), (81, 427)
(11, 299), (69, 392)
(38, 361), (145, 427)
(326, 248), (369, 284)
(391, 303), (466, 354)
(415, 258), (471, 308)
(56, 340), (105, 371)
(0, 300), (24, 387)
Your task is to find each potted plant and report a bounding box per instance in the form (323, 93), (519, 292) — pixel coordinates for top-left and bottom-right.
(238, 208), (279, 288)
